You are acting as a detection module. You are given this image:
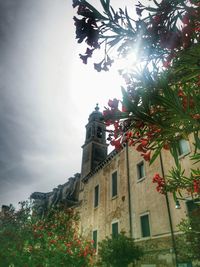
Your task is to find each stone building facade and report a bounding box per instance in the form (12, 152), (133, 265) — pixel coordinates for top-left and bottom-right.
(78, 105), (199, 267)
(30, 105), (199, 267)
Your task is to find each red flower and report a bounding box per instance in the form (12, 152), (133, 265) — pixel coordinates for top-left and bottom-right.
(192, 114), (200, 120)
(136, 144), (147, 153)
(163, 59), (171, 68)
(129, 139), (135, 146)
(126, 131), (133, 139)
(110, 138), (122, 151)
(160, 31), (181, 50)
(122, 105), (128, 112)
(49, 239), (57, 244)
(103, 109), (114, 118)
(163, 143), (170, 150)
(153, 15), (161, 24)
(178, 88), (184, 97)
(182, 13), (190, 25)
(182, 25), (193, 48)
(108, 98), (119, 110)
(182, 96), (195, 110)
(135, 121), (144, 129)
(153, 173), (166, 194)
(140, 138), (148, 147)
(193, 179), (200, 193)
(141, 150), (151, 161)
(48, 232), (53, 237)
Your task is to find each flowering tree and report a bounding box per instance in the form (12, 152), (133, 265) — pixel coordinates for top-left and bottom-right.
(73, 0), (200, 202)
(0, 201), (95, 267)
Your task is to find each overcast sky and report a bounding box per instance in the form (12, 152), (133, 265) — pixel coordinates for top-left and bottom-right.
(0, 0), (136, 208)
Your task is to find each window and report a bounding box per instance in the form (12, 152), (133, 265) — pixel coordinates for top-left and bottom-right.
(94, 185), (99, 208)
(97, 126), (103, 138)
(185, 200), (200, 233)
(140, 214), (150, 237)
(177, 263), (192, 267)
(112, 222), (119, 238)
(92, 230), (98, 250)
(178, 139), (190, 156)
(111, 171), (118, 197)
(137, 161), (145, 180)
(86, 127), (91, 139)
(186, 200), (199, 215)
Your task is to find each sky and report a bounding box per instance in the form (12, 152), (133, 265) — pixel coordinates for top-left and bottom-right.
(0, 0), (138, 208)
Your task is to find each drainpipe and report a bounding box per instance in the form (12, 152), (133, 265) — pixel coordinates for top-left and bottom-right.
(126, 143), (133, 238)
(159, 153), (178, 267)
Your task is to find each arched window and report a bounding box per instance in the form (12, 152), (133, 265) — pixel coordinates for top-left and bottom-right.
(97, 126), (103, 138)
(86, 127), (91, 139)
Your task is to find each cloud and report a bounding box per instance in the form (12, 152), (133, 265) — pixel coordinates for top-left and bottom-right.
(0, 0), (124, 208)
(0, 0), (80, 207)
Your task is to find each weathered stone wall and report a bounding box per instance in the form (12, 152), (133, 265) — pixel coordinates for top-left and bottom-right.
(135, 236), (175, 267)
(79, 148), (131, 241)
(79, 136), (200, 266)
(127, 144), (188, 239)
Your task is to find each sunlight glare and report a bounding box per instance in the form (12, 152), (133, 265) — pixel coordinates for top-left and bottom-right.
(115, 49), (140, 73)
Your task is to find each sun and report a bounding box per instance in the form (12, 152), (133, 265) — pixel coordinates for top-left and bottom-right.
(115, 49), (140, 72)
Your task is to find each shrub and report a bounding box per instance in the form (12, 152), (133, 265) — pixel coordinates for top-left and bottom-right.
(97, 233), (143, 267)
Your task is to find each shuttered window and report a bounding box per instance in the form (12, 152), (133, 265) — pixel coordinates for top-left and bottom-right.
(112, 222), (118, 238)
(141, 214), (150, 237)
(112, 171), (118, 197)
(94, 185), (99, 208)
(93, 230), (98, 250)
(178, 139), (190, 156)
(137, 161), (145, 180)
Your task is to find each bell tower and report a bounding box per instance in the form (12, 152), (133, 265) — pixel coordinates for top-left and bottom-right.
(81, 104), (108, 178)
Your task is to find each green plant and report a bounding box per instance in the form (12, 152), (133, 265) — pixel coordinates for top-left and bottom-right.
(177, 203), (200, 262)
(0, 201), (95, 267)
(97, 233), (143, 267)
(73, 0), (200, 202)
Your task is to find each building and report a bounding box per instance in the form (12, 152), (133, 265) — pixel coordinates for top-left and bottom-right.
(31, 105), (199, 267)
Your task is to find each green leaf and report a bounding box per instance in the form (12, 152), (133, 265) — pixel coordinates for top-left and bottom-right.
(194, 132), (200, 150)
(125, 7), (134, 31)
(83, 0), (108, 20)
(107, 36), (122, 47)
(149, 146), (162, 165)
(170, 142), (180, 168)
(121, 86), (134, 111)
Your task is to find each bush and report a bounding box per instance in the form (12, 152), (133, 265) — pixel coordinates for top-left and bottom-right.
(97, 233), (143, 267)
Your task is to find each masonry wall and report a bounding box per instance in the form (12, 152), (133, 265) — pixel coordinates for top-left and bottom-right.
(79, 136), (199, 266)
(79, 148), (131, 241)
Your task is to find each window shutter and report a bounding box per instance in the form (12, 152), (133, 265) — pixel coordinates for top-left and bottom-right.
(112, 171), (117, 197)
(141, 214), (150, 237)
(93, 230), (98, 249)
(112, 222), (118, 238)
(94, 185), (99, 207)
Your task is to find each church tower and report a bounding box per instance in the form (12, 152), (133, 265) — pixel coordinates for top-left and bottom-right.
(81, 104), (108, 178)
